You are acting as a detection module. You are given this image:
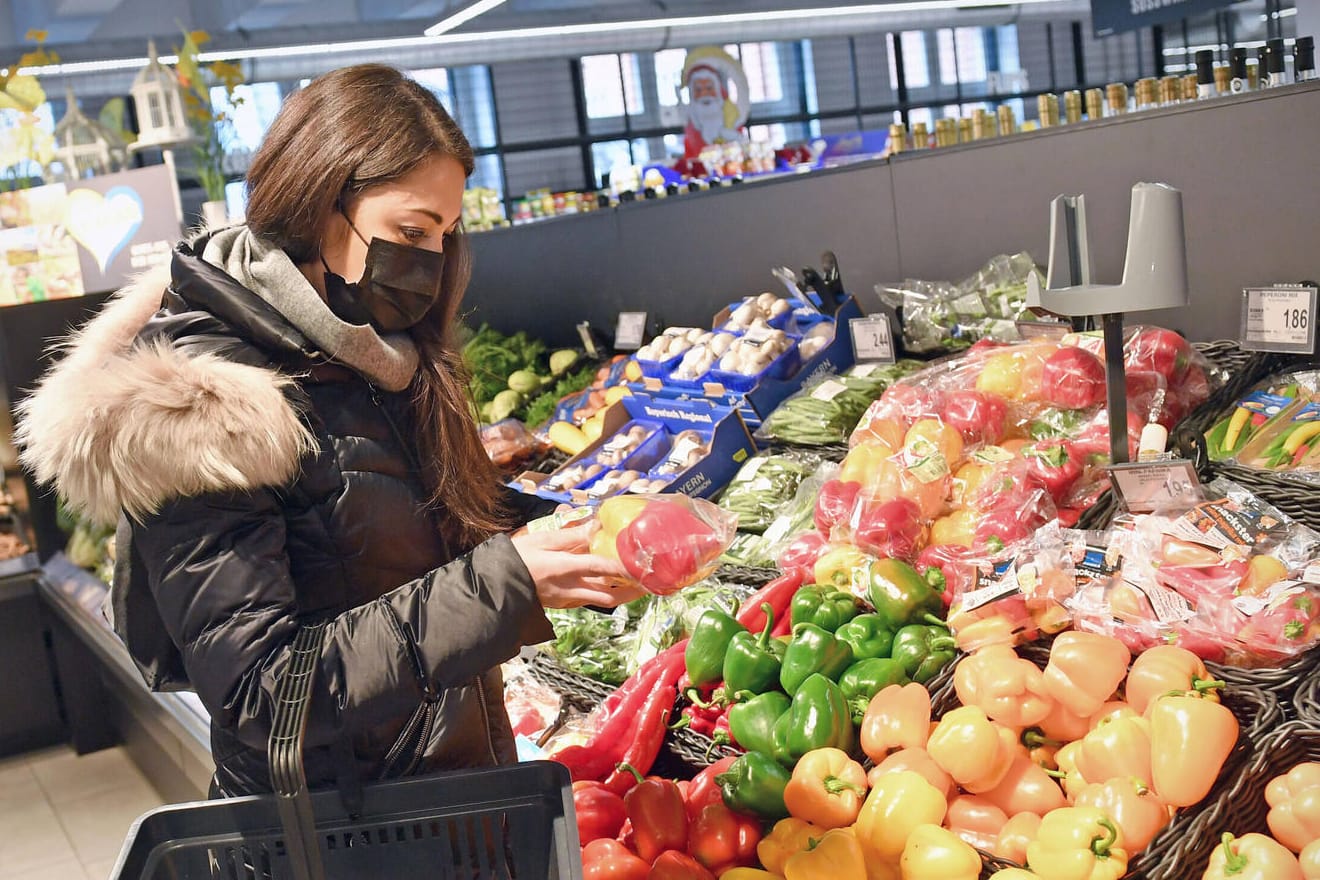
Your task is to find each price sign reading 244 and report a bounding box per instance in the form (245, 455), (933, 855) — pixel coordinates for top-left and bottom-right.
(849, 315), (896, 364)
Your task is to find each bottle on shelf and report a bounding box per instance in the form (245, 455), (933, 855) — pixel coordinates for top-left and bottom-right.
(1159, 75), (1182, 105)
(1255, 46), (1271, 87)
(958, 116), (974, 143)
(1037, 93), (1060, 127)
(888, 122), (908, 154)
(911, 121), (930, 149)
(1267, 38), (1289, 87)
(1214, 62), (1231, 94)
(1135, 77), (1159, 110)
(1106, 82), (1130, 115)
(1195, 50), (1217, 99)
(1182, 74), (1200, 102)
(1232, 48), (1252, 93)
(1085, 87), (1105, 120)
(934, 118), (958, 147)
(997, 104), (1017, 135)
(1064, 89), (1084, 123)
(973, 108), (997, 139)
(1297, 36), (1317, 82)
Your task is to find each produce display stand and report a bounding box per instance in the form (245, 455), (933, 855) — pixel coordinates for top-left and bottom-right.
(0, 551), (61, 756)
(112, 624), (582, 880)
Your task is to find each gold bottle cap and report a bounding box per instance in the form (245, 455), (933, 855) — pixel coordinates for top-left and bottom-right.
(936, 118), (959, 147)
(997, 105), (1017, 135)
(911, 122), (929, 149)
(1085, 88), (1105, 120)
(1106, 82), (1129, 113)
(1214, 64), (1231, 94)
(958, 117), (974, 143)
(888, 123), (907, 154)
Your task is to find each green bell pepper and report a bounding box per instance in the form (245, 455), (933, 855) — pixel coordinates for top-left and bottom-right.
(838, 658), (909, 724)
(685, 608), (745, 687)
(771, 673), (855, 766)
(834, 613), (895, 661)
(779, 623), (854, 695)
(865, 557), (945, 630)
(723, 603), (785, 696)
(727, 691), (791, 757)
(717, 750), (792, 820)
(789, 584), (861, 632)
(891, 622), (957, 684)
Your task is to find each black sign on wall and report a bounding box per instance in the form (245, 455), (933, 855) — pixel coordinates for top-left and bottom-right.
(1091, 0), (1239, 36)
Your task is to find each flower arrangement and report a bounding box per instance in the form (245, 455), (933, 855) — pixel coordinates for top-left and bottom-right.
(173, 30), (245, 203)
(0, 31), (59, 190)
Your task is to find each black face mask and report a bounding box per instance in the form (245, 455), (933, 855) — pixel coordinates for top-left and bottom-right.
(322, 214), (446, 332)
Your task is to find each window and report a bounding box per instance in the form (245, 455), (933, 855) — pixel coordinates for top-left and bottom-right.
(210, 82), (283, 158)
(889, 32), (932, 89)
(908, 106), (935, 128)
(738, 42), (785, 103)
(591, 139), (636, 187)
(469, 154), (504, 200)
(655, 49), (687, 107)
(411, 68), (452, 108)
(582, 54), (644, 118)
(937, 29), (989, 85)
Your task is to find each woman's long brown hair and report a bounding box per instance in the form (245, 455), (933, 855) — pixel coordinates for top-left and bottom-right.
(244, 64), (506, 549)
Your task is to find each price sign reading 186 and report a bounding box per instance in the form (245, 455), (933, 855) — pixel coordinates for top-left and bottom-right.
(1241, 286), (1318, 354)
(849, 315), (896, 364)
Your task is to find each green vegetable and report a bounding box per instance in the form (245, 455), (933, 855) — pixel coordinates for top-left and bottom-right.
(718, 453), (818, 534)
(865, 558), (945, 630)
(727, 691), (791, 757)
(771, 673), (854, 765)
(835, 613), (896, 662)
(685, 608), (746, 688)
(550, 349), (580, 376)
(779, 623), (854, 695)
(838, 658), (909, 724)
(524, 364), (596, 428)
(789, 584), (861, 632)
(723, 603), (785, 696)
(890, 622), (957, 684)
(760, 374), (885, 446)
(718, 751), (792, 820)
(507, 369), (543, 395)
(629, 580), (749, 671)
(545, 604), (646, 684)
(490, 389), (525, 422)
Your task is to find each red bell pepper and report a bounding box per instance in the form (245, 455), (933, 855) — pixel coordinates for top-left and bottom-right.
(1024, 439), (1084, 503)
(617, 500), (725, 594)
(941, 389), (1009, 445)
(582, 838), (652, 880)
(620, 766), (690, 862)
(1074, 410), (1144, 462)
(688, 802), (762, 875)
(1124, 326), (1192, 383)
(575, 781), (629, 844)
(778, 531), (830, 579)
(878, 383), (944, 426)
(1041, 346), (1106, 410)
(815, 480), (862, 538)
(685, 756), (739, 821)
(852, 497), (925, 561)
(974, 503), (1046, 554)
(647, 851), (715, 880)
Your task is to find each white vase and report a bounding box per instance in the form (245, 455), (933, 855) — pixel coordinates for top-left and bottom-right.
(200, 199), (228, 228)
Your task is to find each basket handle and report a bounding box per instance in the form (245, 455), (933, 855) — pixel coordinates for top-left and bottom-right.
(268, 622), (329, 880)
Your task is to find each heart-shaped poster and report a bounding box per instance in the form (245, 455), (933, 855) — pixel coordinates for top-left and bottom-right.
(65, 185), (145, 274)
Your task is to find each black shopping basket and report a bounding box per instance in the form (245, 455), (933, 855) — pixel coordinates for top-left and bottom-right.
(109, 624), (583, 880)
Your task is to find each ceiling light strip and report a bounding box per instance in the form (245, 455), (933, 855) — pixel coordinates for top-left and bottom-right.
(425, 0), (514, 37)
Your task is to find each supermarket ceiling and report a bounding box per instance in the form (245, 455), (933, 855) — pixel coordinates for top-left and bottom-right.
(2, 0), (1084, 64)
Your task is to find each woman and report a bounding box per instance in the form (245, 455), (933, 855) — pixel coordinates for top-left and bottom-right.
(16, 64), (641, 796)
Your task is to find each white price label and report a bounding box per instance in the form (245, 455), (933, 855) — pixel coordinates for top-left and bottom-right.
(614, 311), (649, 351)
(849, 315), (896, 364)
(811, 379), (849, 401)
(744, 325), (776, 345)
(1241, 286), (1318, 354)
(1107, 460), (1203, 514)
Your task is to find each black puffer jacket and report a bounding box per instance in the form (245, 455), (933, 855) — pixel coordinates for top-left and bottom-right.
(17, 238), (554, 796)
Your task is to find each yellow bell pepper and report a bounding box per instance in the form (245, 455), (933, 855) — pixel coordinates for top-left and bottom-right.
(840, 442), (896, 485)
(898, 824), (982, 880)
(784, 828), (868, 880)
(783, 748), (869, 829)
(814, 546), (875, 592)
(758, 817), (827, 876)
(1024, 807), (1129, 880)
(1266, 761), (1320, 853)
(1300, 838), (1320, 879)
(987, 871), (1038, 880)
(852, 770), (948, 862)
(992, 811), (1042, 864)
(722, 871), (784, 880)
(926, 705), (1018, 794)
(1202, 832), (1304, 880)
(1053, 741), (1090, 802)
(1041, 632), (1130, 719)
(1074, 715), (1154, 790)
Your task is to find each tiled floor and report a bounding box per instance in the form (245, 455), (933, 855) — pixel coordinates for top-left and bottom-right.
(0, 745), (166, 880)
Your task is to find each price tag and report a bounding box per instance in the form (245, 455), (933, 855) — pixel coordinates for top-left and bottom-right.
(1240, 285), (1318, 354)
(576, 322), (599, 359)
(1107, 459), (1203, 514)
(614, 311), (649, 351)
(849, 315), (896, 364)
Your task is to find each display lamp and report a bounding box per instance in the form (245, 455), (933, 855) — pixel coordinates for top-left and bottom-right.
(1026, 182), (1190, 464)
(51, 86), (128, 180)
(128, 39), (192, 151)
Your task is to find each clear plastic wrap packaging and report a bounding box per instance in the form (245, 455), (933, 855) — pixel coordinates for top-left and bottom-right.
(758, 373), (886, 446)
(591, 494), (738, 595)
(717, 449), (822, 534)
(628, 578), (755, 671)
(502, 658), (567, 742)
(481, 418), (548, 472)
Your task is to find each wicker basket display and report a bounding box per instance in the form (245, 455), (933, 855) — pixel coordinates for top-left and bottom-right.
(526, 649), (617, 710)
(1208, 648), (1320, 717)
(1293, 667), (1320, 726)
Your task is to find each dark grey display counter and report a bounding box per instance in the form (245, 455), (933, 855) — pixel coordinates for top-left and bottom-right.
(0, 553), (62, 756)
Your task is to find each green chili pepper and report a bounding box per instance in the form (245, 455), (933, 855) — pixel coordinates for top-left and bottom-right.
(727, 691), (791, 758)
(865, 557), (945, 630)
(771, 673), (854, 766)
(789, 584), (861, 633)
(685, 609), (745, 688)
(890, 622), (957, 684)
(723, 603), (786, 696)
(838, 658), (909, 724)
(779, 623), (854, 695)
(717, 750), (792, 821)
(834, 613), (895, 661)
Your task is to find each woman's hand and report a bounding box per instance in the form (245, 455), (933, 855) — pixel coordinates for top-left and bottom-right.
(511, 525), (646, 609)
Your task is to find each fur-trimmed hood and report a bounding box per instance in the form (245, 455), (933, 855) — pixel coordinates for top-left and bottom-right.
(15, 265), (317, 526)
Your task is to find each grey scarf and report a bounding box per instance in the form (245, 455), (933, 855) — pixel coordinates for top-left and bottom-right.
(201, 225), (420, 392)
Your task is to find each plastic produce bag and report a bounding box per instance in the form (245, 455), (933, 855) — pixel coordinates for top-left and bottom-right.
(718, 449), (822, 534)
(481, 419), (548, 472)
(758, 373), (886, 446)
(544, 601), (646, 684)
(591, 494), (737, 595)
(628, 578), (755, 671)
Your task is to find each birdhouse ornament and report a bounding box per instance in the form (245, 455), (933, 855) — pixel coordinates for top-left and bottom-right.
(52, 86), (127, 179)
(129, 39), (191, 150)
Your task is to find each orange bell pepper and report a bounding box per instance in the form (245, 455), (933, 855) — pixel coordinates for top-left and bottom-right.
(868, 747), (955, 799)
(953, 644), (1055, 728)
(1023, 728), (1062, 770)
(1301, 839), (1320, 880)
(1088, 701), (1137, 730)
(945, 794), (1009, 851)
(1038, 698), (1093, 743)
(852, 770), (948, 862)
(1042, 631), (1130, 718)
(1053, 741), (1090, 802)
(949, 608), (1035, 652)
(783, 827), (868, 880)
(1239, 554), (1289, 597)
(860, 682), (931, 763)
(1024, 806), (1129, 880)
(757, 817), (826, 875)
(930, 509), (978, 549)
(988, 870), (1039, 880)
(783, 748), (869, 830)
(1123, 645), (1223, 715)
(719, 870), (781, 880)
(1202, 833), (1304, 880)
(992, 812), (1042, 864)
(1148, 691), (1239, 808)
(927, 705), (1018, 794)
(980, 752), (1068, 817)
(1266, 762), (1320, 853)
(899, 824), (982, 880)
(1074, 777), (1171, 854)
(1074, 715), (1154, 789)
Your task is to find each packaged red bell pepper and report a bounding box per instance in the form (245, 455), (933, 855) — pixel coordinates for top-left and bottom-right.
(593, 495), (737, 595)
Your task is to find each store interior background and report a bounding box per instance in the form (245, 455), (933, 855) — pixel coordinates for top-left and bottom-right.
(0, 1), (1317, 878)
